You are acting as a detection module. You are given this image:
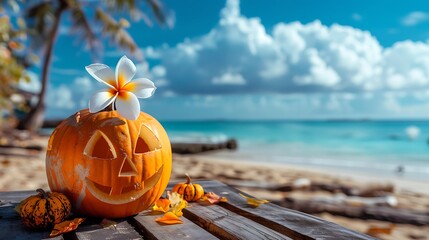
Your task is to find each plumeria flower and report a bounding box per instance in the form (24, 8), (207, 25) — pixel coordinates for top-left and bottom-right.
(85, 56), (156, 120)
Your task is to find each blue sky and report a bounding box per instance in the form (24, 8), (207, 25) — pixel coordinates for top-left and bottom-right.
(20, 0), (429, 120)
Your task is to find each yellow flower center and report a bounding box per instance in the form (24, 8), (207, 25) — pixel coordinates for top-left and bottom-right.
(108, 74), (137, 100)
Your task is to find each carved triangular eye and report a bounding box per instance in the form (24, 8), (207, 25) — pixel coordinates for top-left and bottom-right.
(84, 130), (117, 159)
(134, 124), (161, 154)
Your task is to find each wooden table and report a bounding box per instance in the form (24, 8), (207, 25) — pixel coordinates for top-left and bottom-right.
(0, 180), (375, 240)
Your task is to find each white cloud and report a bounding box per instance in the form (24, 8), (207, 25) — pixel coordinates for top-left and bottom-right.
(47, 85), (75, 110)
(145, 0), (383, 94)
(147, 0), (429, 96)
(292, 48), (340, 87)
(401, 11), (429, 26)
(142, 92), (429, 120)
(381, 41), (429, 90)
(45, 76), (95, 118)
(212, 72), (246, 85)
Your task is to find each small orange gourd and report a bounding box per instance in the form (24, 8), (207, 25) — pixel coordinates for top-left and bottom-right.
(18, 189), (71, 230)
(172, 174), (204, 202)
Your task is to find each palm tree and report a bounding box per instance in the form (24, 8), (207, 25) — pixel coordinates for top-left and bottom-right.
(16, 0), (169, 131)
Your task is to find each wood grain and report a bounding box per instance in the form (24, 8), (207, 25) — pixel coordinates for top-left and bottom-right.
(184, 203), (292, 240)
(198, 180), (376, 240)
(131, 210), (218, 240)
(75, 219), (142, 240)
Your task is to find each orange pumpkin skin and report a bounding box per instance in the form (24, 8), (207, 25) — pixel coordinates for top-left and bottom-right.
(172, 174), (204, 202)
(46, 109), (172, 218)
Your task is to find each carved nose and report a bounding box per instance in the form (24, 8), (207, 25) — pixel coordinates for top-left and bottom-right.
(119, 156), (138, 177)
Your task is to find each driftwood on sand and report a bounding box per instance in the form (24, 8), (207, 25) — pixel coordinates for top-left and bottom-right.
(225, 178), (429, 226)
(228, 179), (394, 197)
(0, 130), (44, 158)
(171, 138), (238, 154)
(275, 197), (429, 226)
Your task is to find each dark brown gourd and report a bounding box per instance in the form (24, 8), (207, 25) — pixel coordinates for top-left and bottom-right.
(18, 189), (71, 229)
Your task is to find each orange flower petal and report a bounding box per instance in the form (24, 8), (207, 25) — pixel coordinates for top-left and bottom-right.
(239, 193), (269, 207)
(152, 198), (171, 213)
(49, 218), (85, 237)
(155, 212), (183, 225)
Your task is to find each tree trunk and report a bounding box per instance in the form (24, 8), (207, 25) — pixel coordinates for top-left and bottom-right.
(17, 2), (66, 132)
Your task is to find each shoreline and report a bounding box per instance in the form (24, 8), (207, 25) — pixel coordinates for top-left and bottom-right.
(173, 151), (429, 196)
(194, 150), (429, 193)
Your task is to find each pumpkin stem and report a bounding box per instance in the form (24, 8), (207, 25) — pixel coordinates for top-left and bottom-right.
(36, 188), (48, 198)
(185, 173), (191, 184)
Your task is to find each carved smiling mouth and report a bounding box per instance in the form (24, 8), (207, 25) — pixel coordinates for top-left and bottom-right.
(85, 165), (164, 204)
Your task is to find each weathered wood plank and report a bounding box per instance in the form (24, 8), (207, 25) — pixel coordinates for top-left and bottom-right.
(74, 218), (142, 240)
(130, 209), (218, 240)
(0, 190), (35, 204)
(184, 203), (292, 240)
(198, 180), (375, 240)
(0, 203), (64, 240)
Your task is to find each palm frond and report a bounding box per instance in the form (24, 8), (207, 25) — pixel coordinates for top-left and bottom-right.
(68, 0), (100, 59)
(95, 8), (139, 57)
(25, 2), (55, 48)
(145, 0), (166, 24)
(104, 0), (168, 26)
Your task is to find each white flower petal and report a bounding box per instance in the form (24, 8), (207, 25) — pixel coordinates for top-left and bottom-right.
(85, 64), (116, 88)
(116, 56), (136, 87)
(89, 90), (116, 113)
(125, 78), (156, 98)
(116, 92), (140, 120)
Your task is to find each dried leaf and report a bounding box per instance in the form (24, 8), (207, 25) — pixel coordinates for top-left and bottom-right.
(155, 212), (183, 225)
(49, 218), (85, 238)
(167, 191), (183, 206)
(239, 193), (269, 207)
(100, 218), (117, 229)
(152, 198), (170, 213)
(171, 198), (187, 217)
(366, 224), (395, 236)
(201, 192), (228, 204)
(166, 191), (188, 217)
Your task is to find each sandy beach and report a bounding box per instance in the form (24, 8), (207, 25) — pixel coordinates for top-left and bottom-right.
(0, 135), (428, 240)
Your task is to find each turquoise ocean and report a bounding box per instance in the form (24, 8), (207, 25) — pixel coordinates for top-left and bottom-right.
(162, 120), (429, 181)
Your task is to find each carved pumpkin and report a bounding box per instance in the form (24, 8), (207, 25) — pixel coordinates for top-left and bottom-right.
(172, 174), (204, 202)
(19, 189), (71, 229)
(46, 109), (172, 218)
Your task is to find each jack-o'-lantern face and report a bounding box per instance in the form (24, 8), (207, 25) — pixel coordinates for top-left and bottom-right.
(82, 124), (163, 204)
(46, 109), (172, 218)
